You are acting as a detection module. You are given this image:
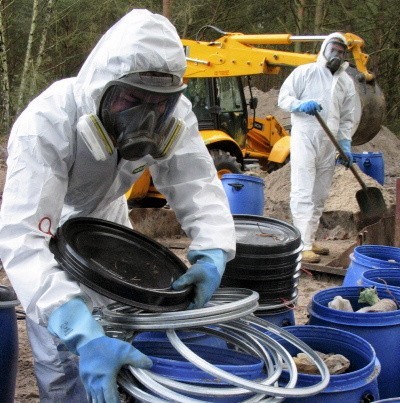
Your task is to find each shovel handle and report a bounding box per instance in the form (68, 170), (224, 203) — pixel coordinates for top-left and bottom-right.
(315, 112), (368, 191)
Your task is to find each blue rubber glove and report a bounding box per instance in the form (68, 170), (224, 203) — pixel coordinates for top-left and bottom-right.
(48, 297), (152, 402)
(292, 100), (322, 115)
(172, 249), (227, 309)
(337, 139), (353, 167)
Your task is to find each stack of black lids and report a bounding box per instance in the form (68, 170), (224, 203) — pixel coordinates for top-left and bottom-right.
(221, 215), (302, 308)
(50, 217), (193, 312)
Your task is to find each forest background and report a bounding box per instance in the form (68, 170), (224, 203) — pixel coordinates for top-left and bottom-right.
(0, 0), (399, 140)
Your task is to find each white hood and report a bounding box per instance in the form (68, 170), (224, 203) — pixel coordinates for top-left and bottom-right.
(317, 32), (349, 70)
(73, 9), (187, 116)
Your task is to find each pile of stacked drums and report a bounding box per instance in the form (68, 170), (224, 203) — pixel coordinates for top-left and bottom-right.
(220, 215), (302, 326)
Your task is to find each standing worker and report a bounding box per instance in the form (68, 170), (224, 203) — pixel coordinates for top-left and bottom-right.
(278, 32), (355, 263)
(0, 9), (235, 402)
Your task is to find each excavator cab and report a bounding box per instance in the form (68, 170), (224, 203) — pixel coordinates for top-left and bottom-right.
(184, 75), (292, 172)
(184, 76), (248, 148)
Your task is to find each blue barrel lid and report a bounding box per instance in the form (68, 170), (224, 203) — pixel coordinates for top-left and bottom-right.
(221, 173), (265, 185)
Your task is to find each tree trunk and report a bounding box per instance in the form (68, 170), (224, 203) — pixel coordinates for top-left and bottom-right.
(314, 0), (324, 34)
(163, 0), (171, 20)
(0, 1), (10, 130)
(16, 0), (38, 114)
(294, 0), (306, 52)
(29, 0), (54, 99)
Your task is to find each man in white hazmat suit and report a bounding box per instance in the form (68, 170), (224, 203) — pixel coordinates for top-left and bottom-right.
(278, 32), (355, 263)
(0, 9), (236, 402)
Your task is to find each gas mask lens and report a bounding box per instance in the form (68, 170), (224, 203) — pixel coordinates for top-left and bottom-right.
(324, 41), (346, 73)
(100, 76), (184, 161)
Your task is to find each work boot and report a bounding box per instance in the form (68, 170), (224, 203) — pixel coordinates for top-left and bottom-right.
(302, 250), (321, 263)
(312, 243), (330, 255)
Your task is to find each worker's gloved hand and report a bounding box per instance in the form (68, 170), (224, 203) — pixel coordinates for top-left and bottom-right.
(292, 100), (322, 115)
(337, 139), (353, 168)
(172, 249), (227, 309)
(48, 297), (152, 403)
(77, 336), (152, 403)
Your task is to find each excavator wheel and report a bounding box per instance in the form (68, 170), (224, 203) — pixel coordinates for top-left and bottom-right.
(265, 157), (290, 173)
(209, 149), (242, 179)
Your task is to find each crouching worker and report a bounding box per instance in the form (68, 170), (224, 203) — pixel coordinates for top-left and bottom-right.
(0, 9), (235, 402)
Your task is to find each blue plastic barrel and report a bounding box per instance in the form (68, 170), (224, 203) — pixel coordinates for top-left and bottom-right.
(308, 286), (400, 399)
(361, 268), (400, 290)
(131, 340), (265, 402)
(255, 309), (295, 327)
(133, 329), (228, 349)
(0, 286), (19, 403)
(255, 305), (296, 327)
(343, 245), (400, 286)
(352, 152), (384, 185)
(267, 325), (380, 402)
(221, 174), (264, 215)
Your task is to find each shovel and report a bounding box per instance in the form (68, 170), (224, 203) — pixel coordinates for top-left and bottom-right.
(315, 112), (387, 225)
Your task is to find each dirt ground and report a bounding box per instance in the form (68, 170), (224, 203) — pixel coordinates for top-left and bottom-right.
(0, 88), (399, 401)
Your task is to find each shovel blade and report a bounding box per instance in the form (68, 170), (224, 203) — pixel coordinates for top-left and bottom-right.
(356, 187), (387, 224)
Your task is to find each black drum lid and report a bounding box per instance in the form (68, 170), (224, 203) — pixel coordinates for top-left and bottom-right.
(49, 217), (193, 312)
(233, 215), (302, 254)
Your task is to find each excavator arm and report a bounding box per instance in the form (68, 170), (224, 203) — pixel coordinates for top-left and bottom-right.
(182, 32), (374, 81)
(343, 33), (373, 81)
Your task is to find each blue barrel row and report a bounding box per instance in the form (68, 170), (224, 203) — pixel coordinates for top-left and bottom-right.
(311, 243), (400, 400)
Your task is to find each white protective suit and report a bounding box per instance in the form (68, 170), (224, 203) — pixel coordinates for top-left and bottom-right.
(278, 33), (356, 251)
(0, 9), (235, 402)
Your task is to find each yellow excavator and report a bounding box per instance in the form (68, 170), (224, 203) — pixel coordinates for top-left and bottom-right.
(126, 28), (385, 207)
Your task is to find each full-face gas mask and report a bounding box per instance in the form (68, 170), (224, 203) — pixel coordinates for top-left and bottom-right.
(324, 39), (347, 74)
(77, 72), (186, 161)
